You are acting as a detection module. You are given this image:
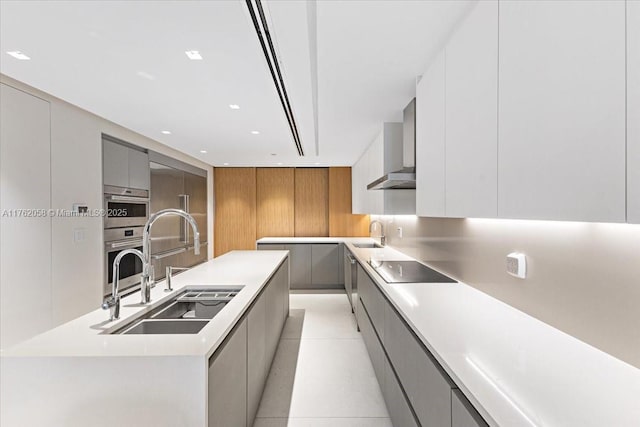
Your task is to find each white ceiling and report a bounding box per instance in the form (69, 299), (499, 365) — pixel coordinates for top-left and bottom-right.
(0, 0), (473, 167)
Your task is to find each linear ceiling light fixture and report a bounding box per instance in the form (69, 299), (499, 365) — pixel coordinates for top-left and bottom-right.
(245, 0), (304, 156)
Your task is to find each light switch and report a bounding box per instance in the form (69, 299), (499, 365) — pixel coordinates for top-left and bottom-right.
(506, 252), (526, 279)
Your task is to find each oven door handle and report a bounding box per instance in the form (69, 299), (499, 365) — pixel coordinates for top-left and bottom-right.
(108, 240), (143, 249)
(106, 195), (149, 203)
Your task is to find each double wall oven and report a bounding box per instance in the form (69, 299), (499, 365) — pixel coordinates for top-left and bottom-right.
(103, 185), (150, 297)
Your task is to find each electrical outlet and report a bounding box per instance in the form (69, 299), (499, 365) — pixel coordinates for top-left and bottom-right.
(397, 227), (403, 238)
(506, 253), (526, 279)
(73, 228), (86, 242)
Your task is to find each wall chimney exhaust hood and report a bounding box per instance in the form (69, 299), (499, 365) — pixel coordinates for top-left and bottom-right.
(367, 98), (416, 190)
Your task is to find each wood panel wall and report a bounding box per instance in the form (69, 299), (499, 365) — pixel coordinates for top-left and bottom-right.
(214, 167), (370, 255)
(329, 167), (370, 237)
(214, 167), (256, 257)
(294, 168), (329, 236)
(256, 168), (295, 239)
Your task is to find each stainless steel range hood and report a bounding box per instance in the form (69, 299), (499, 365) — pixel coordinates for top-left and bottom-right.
(367, 98), (416, 190)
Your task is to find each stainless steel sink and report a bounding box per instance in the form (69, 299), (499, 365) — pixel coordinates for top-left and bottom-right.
(120, 319), (209, 335)
(108, 287), (242, 335)
(353, 243), (383, 249)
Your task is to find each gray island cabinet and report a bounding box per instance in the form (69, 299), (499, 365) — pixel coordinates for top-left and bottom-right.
(208, 257), (289, 427)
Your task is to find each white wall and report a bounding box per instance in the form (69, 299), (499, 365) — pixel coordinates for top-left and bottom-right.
(0, 74), (214, 348)
(372, 214), (640, 369)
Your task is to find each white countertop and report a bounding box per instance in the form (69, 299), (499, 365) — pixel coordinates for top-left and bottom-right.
(262, 237), (640, 427)
(1, 250), (289, 359)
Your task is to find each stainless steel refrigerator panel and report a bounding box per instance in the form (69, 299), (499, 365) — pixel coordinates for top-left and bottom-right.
(184, 171), (208, 246)
(150, 162), (185, 254)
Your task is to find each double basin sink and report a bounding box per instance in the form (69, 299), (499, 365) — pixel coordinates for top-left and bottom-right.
(110, 287), (242, 335)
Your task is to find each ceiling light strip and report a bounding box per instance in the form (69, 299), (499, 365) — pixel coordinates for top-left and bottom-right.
(245, 0), (305, 156)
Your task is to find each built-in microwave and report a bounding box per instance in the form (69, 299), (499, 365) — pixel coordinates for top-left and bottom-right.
(104, 227), (144, 297)
(103, 185), (149, 229)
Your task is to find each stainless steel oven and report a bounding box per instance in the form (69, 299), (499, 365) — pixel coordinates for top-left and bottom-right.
(103, 185), (149, 229)
(104, 227), (144, 297)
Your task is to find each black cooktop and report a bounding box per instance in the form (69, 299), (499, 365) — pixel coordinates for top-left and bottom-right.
(369, 260), (456, 284)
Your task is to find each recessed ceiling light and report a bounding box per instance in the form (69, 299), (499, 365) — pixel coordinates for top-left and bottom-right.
(251, 131), (260, 135)
(314, 162), (320, 165)
(6, 51), (30, 60)
(161, 130), (172, 135)
(223, 162), (229, 166)
(185, 50), (203, 60)
(277, 162), (283, 166)
(229, 104), (240, 110)
(200, 150), (207, 154)
(270, 153), (277, 156)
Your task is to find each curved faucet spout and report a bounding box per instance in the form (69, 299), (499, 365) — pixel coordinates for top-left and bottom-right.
(140, 208), (201, 304)
(103, 248), (145, 321)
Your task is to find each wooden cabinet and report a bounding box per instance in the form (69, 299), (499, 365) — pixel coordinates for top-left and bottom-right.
(208, 318), (247, 427)
(416, 49), (446, 217)
(294, 168), (329, 236)
(628, 1), (640, 223)
(445, 0), (498, 218)
(256, 168), (295, 238)
(328, 167), (370, 237)
(214, 168), (257, 256)
(452, 389), (488, 427)
(498, 0), (626, 222)
(103, 138), (149, 190)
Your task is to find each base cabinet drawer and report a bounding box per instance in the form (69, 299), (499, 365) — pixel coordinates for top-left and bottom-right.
(357, 265), (385, 341)
(357, 299), (385, 387)
(385, 303), (454, 427)
(452, 389), (489, 427)
(383, 359), (419, 427)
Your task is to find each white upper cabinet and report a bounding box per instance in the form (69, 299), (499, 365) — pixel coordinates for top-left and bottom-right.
(497, 0), (626, 222)
(103, 139), (150, 190)
(352, 123), (415, 215)
(628, 0), (640, 223)
(445, 0), (498, 218)
(416, 50), (446, 217)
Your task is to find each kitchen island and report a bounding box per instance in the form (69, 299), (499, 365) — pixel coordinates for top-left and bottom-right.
(0, 250), (289, 427)
(258, 237), (640, 427)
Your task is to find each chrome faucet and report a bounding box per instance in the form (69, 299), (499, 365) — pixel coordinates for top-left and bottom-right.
(165, 266), (189, 292)
(140, 209), (200, 304)
(369, 220), (386, 246)
(102, 248), (144, 321)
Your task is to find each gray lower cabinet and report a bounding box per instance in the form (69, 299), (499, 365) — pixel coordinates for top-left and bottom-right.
(209, 258), (289, 427)
(356, 299), (385, 388)
(385, 303), (454, 427)
(452, 389), (489, 427)
(383, 359), (419, 427)
(357, 261), (487, 427)
(311, 244), (342, 287)
(208, 318), (247, 427)
(357, 265), (386, 342)
(258, 243), (343, 289)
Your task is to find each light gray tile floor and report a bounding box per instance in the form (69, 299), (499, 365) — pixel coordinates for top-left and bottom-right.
(253, 292), (391, 427)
